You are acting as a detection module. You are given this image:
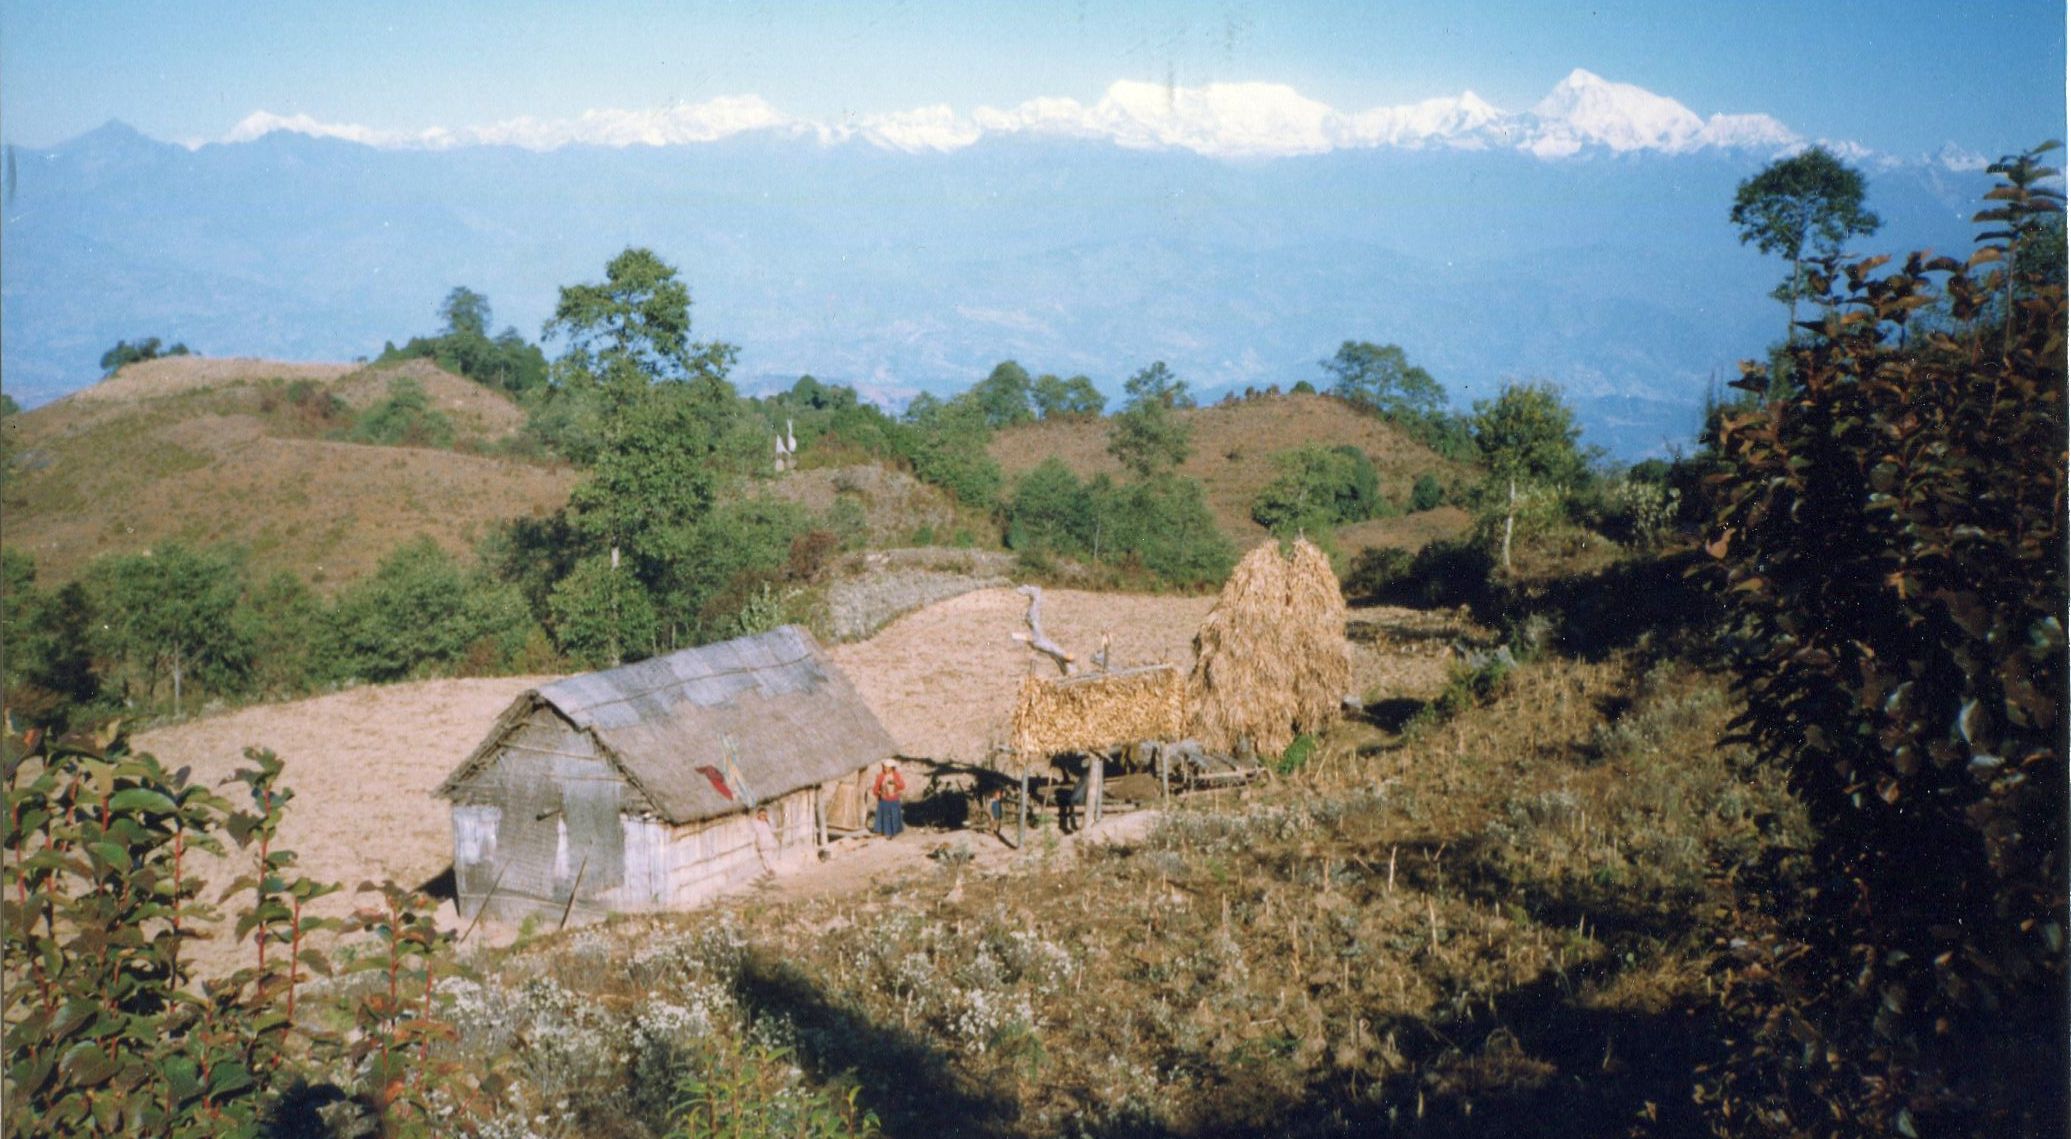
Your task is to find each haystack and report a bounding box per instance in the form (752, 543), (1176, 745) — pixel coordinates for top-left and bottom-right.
(1185, 538), (1350, 757)
(1010, 664), (1185, 757)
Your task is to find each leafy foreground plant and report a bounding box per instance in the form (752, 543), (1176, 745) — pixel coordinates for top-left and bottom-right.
(1701, 143), (2066, 1136)
(3, 727), (501, 1136)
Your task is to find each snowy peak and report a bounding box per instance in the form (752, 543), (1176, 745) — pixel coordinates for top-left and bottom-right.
(1522, 68), (1796, 157)
(178, 70), (1818, 161)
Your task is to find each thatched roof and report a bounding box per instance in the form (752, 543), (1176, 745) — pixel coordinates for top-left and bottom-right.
(437, 625), (898, 825)
(1011, 664), (1185, 757)
(1187, 539), (1350, 757)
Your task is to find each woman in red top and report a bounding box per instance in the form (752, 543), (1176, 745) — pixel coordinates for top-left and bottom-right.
(872, 758), (906, 839)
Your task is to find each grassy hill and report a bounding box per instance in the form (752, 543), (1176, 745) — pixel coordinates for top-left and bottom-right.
(2, 356), (577, 589)
(989, 391), (1478, 553)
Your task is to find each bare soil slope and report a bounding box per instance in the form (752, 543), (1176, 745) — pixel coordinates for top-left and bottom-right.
(989, 392), (1477, 550)
(133, 676), (546, 977)
(4, 357), (574, 588)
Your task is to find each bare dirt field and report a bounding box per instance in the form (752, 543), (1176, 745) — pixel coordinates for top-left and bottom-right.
(133, 677), (546, 976)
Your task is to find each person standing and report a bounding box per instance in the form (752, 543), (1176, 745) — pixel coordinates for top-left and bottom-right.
(873, 758), (907, 839)
(750, 807), (780, 877)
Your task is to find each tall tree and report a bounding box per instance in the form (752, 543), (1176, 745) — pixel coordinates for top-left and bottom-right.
(1121, 360), (1195, 410)
(1108, 362), (1195, 478)
(543, 247), (736, 396)
(1321, 341), (1445, 419)
(439, 286), (492, 339)
(1469, 381), (1588, 488)
(967, 360), (1036, 428)
(1032, 373), (1105, 419)
(1730, 145), (1881, 344)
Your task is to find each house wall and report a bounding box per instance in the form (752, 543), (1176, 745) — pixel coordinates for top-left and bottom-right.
(453, 734), (869, 921)
(657, 785), (823, 910)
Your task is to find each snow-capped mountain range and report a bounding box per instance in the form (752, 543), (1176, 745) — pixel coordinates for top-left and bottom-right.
(216, 70), (1826, 162)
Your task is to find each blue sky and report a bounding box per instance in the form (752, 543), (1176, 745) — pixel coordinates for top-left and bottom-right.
(2, 1), (2062, 156)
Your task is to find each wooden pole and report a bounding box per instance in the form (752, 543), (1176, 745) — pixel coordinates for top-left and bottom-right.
(1502, 479), (1516, 574)
(1090, 753), (1106, 827)
(557, 855), (589, 931)
(1017, 761), (1029, 850)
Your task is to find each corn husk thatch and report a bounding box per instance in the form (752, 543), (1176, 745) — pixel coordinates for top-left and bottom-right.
(1011, 664), (1185, 758)
(1185, 538), (1350, 757)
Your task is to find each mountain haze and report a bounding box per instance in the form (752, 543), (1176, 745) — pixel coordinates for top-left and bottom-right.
(2, 71), (1995, 456)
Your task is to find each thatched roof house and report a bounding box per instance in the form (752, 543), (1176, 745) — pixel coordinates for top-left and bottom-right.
(437, 625), (898, 922)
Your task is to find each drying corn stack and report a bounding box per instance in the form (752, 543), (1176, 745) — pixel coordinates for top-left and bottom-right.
(1185, 537), (1350, 757)
(1010, 664), (1185, 758)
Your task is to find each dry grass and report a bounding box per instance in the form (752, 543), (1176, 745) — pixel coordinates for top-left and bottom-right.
(451, 613), (1801, 1138)
(1009, 664), (1185, 757)
(4, 357), (574, 589)
(1187, 538), (1352, 756)
(989, 392), (1477, 550)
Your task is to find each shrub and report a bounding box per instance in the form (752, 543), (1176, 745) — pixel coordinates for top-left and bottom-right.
(349, 375), (455, 448)
(1407, 539), (1495, 607)
(2, 734), (492, 1137)
(1095, 475), (1236, 589)
(1250, 445), (1380, 536)
(1342, 546), (1413, 602)
(1409, 472), (1445, 513)
(1702, 146), (2066, 1135)
(1587, 478), (1680, 548)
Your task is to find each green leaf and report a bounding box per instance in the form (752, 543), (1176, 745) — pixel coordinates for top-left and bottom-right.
(208, 1060), (253, 1097)
(57, 1040), (118, 1087)
(107, 788), (177, 815)
(162, 1054), (201, 1100)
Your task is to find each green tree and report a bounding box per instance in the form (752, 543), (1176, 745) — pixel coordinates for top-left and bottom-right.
(1469, 381), (1588, 488)
(1094, 475), (1235, 587)
(98, 337), (191, 376)
(1008, 458), (1097, 553)
(321, 538), (533, 683)
(2, 550), (101, 730)
(86, 543), (250, 714)
(1032, 373), (1105, 419)
(1250, 445), (1381, 536)
(544, 250), (750, 577)
(439, 285), (492, 339)
(967, 361), (1036, 428)
(1730, 145), (1882, 344)
(238, 570), (324, 697)
(544, 247), (735, 390)
(1122, 360), (1194, 410)
(549, 553), (659, 668)
(1321, 341), (1445, 419)
(1108, 362), (1195, 478)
